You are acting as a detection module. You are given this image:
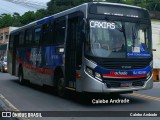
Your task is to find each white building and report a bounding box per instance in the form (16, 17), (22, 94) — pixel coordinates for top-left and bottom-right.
(152, 19), (160, 80)
(0, 27), (18, 44)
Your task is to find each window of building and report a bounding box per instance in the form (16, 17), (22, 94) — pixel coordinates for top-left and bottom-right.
(5, 32), (9, 39)
(0, 34), (3, 40)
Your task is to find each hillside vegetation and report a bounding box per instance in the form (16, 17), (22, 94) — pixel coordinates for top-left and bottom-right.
(0, 0), (159, 29)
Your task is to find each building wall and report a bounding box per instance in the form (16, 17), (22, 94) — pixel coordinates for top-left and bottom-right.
(0, 27), (17, 44)
(152, 19), (160, 69)
(151, 19), (160, 81)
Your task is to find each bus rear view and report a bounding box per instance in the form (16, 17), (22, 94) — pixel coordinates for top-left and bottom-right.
(83, 3), (153, 93)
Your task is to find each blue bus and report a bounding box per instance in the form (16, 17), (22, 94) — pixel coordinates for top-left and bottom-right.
(8, 2), (153, 97)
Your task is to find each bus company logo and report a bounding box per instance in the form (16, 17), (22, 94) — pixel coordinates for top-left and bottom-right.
(90, 20), (115, 29)
(110, 71), (128, 76)
(30, 49), (42, 66)
(133, 70), (146, 75)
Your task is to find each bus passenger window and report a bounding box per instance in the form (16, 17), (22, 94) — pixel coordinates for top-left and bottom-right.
(19, 31), (24, 46)
(43, 22), (54, 45)
(54, 19), (66, 45)
(34, 28), (41, 46)
(25, 29), (32, 46)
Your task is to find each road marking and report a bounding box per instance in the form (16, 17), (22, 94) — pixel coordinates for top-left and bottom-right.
(0, 94), (30, 120)
(0, 94), (20, 111)
(131, 93), (160, 102)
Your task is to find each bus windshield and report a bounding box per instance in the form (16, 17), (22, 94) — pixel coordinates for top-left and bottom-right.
(87, 20), (151, 58)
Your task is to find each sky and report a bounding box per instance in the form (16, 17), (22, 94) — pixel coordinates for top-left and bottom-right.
(0, 0), (50, 15)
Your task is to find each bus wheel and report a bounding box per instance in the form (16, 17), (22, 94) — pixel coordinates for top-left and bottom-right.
(57, 78), (66, 98)
(19, 67), (25, 85)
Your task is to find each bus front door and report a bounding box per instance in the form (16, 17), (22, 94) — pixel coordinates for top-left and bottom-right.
(65, 17), (78, 89)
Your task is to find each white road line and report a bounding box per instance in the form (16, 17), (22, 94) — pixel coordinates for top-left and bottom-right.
(0, 94), (29, 120)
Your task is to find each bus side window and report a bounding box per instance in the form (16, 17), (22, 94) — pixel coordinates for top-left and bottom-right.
(42, 22), (54, 45)
(54, 19), (66, 45)
(25, 29), (33, 46)
(34, 28), (41, 46)
(19, 31), (25, 47)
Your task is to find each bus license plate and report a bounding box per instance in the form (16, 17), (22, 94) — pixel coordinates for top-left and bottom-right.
(120, 82), (132, 87)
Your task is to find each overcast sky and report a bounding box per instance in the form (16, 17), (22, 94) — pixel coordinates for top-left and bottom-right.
(0, 0), (50, 15)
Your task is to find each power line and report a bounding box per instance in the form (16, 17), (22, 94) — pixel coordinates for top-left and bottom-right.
(4, 0), (47, 9)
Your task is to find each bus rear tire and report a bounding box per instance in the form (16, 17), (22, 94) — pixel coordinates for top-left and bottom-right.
(19, 67), (25, 85)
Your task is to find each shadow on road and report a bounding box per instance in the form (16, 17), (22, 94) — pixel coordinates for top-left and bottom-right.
(11, 79), (148, 107)
(67, 92), (148, 106)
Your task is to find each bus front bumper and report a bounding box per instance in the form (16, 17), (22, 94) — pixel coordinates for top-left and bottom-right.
(81, 72), (153, 93)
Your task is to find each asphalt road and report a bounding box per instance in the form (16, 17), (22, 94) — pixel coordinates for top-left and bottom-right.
(0, 73), (160, 120)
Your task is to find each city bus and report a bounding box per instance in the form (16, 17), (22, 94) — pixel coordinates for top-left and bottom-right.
(8, 2), (153, 97)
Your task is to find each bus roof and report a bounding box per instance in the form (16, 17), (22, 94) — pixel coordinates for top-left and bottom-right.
(10, 2), (147, 34)
(94, 2), (143, 9)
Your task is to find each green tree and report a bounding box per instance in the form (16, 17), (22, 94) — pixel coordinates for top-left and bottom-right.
(47, 0), (56, 15)
(20, 11), (35, 25)
(35, 9), (48, 20)
(122, 0), (160, 11)
(0, 14), (13, 28)
(12, 12), (21, 26)
(47, 0), (92, 15)
(0, 0), (160, 29)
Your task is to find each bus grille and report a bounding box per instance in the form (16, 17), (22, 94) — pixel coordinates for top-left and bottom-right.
(103, 79), (146, 88)
(100, 61), (149, 70)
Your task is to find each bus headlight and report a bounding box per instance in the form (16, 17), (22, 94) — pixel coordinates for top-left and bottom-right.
(149, 61), (153, 68)
(95, 72), (101, 79)
(147, 71), (152, 80)
(86, 66), (102, 81)
(86, 67), (93, 76)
